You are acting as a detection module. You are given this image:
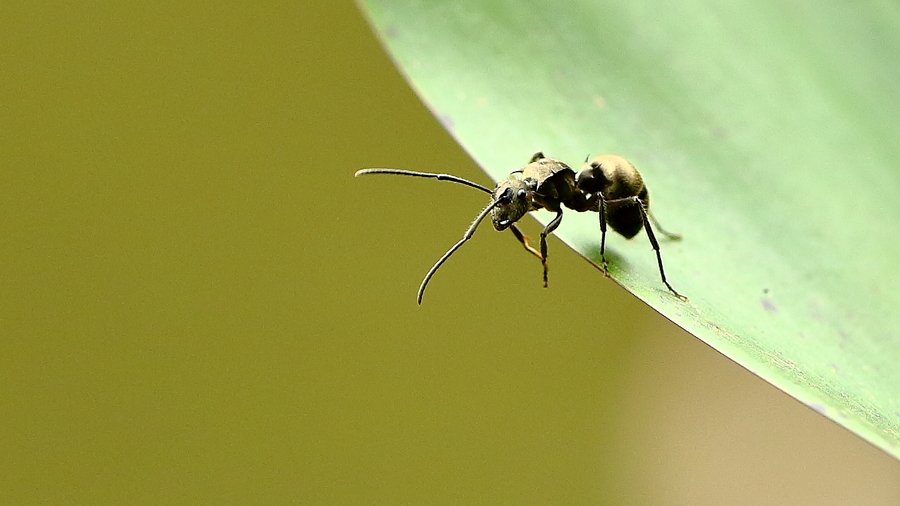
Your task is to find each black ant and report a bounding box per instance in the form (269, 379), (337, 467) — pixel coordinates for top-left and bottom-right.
(356, 152), (683, 303)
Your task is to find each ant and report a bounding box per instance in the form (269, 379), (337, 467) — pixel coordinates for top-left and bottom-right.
(356, 152), (684, 304)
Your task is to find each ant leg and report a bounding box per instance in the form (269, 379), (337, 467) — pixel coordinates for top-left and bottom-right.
(625, 197), (685, 299)
(509, 224), (543, 260)
(597, 194), (610, 276)
(648, 209), (682, 241)
(539, 210), (565, 288)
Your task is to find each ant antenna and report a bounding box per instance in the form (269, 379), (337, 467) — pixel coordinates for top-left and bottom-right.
(355, 168), (492, 194)
(356, 167), (505, 304)
(417, 198), (502, 304)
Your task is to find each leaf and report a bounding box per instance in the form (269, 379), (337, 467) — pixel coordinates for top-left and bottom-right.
(358, 0), (900, 458)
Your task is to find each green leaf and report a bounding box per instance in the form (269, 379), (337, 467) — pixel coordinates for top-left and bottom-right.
(358, 0), (900, 458)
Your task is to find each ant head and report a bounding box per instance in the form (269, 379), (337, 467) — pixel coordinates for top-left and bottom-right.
(490, 177), (533, 231)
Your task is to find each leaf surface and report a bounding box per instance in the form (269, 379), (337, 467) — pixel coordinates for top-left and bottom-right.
(359, 0), (900, 457)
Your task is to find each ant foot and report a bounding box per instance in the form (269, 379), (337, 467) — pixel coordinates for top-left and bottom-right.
(665, 283), (688, 301)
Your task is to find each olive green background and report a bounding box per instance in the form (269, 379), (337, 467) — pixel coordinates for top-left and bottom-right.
(1, 1), (898, 504)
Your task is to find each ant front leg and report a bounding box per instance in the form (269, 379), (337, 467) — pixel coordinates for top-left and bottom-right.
(509, 224), (543, 260)
(539, 209), (565, 288)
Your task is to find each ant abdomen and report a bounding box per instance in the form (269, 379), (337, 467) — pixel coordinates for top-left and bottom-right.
(577, 155), (648, 239)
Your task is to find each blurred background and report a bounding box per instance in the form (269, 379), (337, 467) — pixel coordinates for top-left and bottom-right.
(1, 1), (898, 504)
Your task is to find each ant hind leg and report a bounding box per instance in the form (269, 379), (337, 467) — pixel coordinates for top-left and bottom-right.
(634, 199), (685, 299)
(648, 209), (682, 241)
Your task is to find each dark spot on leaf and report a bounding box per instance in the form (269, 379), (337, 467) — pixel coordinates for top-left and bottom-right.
(838, 331), (851, 349)
(438, 114), (454, 132)
(809, 404), (826, 415)
(808, 403), (827, 415)
(808, 301), (826, 321)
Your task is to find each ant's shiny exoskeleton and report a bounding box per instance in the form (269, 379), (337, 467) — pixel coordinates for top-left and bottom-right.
(356, 152), (683, 303)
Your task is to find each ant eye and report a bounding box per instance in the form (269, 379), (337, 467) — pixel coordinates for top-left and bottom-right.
(499, 187), (513, 203)
(516, 189), (527, 200)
